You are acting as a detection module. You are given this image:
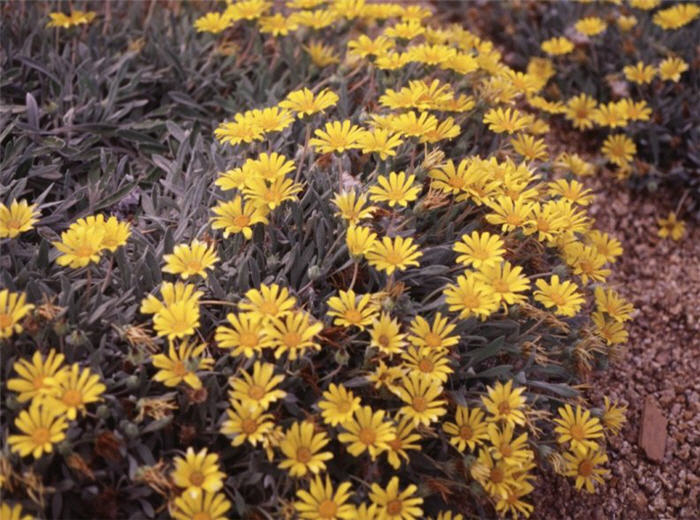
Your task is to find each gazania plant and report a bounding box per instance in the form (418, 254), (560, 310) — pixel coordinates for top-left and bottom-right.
(2, 0), (667, 518)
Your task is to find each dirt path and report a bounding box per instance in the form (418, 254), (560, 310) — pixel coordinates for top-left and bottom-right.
(532, 180), (700, 519)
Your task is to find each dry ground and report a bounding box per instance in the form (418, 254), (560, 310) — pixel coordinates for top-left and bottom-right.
(532, 180), (700, 519)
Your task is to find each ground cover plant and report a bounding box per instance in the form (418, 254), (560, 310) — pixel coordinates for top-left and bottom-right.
(0, 1), (667, 518)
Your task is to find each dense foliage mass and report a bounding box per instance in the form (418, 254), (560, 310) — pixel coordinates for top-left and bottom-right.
(7, 0), (696, 518)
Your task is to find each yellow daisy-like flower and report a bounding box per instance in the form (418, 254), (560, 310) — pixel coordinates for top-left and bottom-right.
(367, 360), (405, 393)
(623, 61), (656, 84)
(477, 261), (531, 306)
(7, 349), (68, 403)
(481, 380), (527, 426)
(407, 312), (458, 350)
(594, 287), (634, 322)
(384, 19), (426, 40)
(420, 117), (460, 144)
(511, 133), (548, 162)
(487, 422), (533, 467)
(533, 275), (584, 317)
(593, 311), (629, 346)
(215, 167), (246, 191)
(0, 503), (33, 520)
(8, 400), (67, 459)
(46, 10), (96, 29)
(348, 34), (394, 58)
(394, 373), (447, 426)
(152, 340), (213, 389)
(98, 215), (131, 251)
(554, 404), (604, 454)
(211, 196), (269, 240)
(453, 231), (505, 270)
(602, 397), (627, 435)
(601, 134), (636, 165)
(258, 13), (299, 36)
(0, 199), (39, 238)
(338, 405), (395, 459)
(369, 476), (424, 520)
(365, 236), (422, 275)
(310, 120), (364, 154)
(658, 57), (689, 82)
(586, 230), (623, 264)
(548, 179), (594, 206)
(327, 289), (378, 330)
(346, 225), (378, 258)
(318, 383), (362, 427)
(266, 310), (323, 360)
(564, 243), (611, 284)
(151, 296), (201, 340)
(171, 491), (231, 520)
(49, 363), (106, 420)
(163, 239), (219, 280)
(221, 399), (274, 447)
(617, 14), (638, 31)
(368, 171), (421, 208)
(240, 283), (297, 323)
(54, 221), (105, 269)
(541, 36), (574, 56)
(428, 159), (472, 195)
(243, 152), (296, 183)
(172, 447), (226, 497)
(215, 312), (269, 357)
(214, 112), (264, 145)
(243, 176), (303, 210)
(278, 421), (333, 477)
(565, 94), (597, 131)
(229, 361), (286, 412)
(443, 273), (500, 321)
(563, 448), (609, 493)
(653, 3), (700, 30)
(592, 102), (628, 128)
(400, 346), (452, 384)
(389, 111), (438, 138)
(248, 106), (294, 134)
(0, 289), (34, 339)
(575, 16), (606, 36)
(494, 477), (535, 518)
(357, 128), (404, 160)
(304, 41), (340, 67)
(279, 88), (338, 117)
(657, 212), (685, 241)
(369, 312), (405, 355)
(332, 191), (376, 225)
(471, 448), (518, 500)
(385, 415), (421, 470)
(443, 405), (489, 452)
(225, 0), (271, 22)
(485, 196), (534, 233)
(295, 474), (356, 520)
(194, 12), (232, 33)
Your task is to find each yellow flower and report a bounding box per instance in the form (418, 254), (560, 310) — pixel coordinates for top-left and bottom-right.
(657, 211), (685, 241)
(555, 152), (595, 177)
(563, 448), (609, 493)
(420, 117), (460, 144)
(407, 312), (458, 350)
(278, 421), (333, 477)
(210, 196), (269, 239)
(240, 283), (297, 323)
(332, 191), (376, 225)
(229, 361), (286, 411)
(357, 128), (404, 159)
(395, 373), (446, 426)
(400, 346), (452, 384)
(658, 57), (689, 82)
(385, 415), (421, 469)
(405, 43), (456, 66)
(443, 406), (489, 452)
(327, 289), (378, 330)
(224, 0), (272, 21)
(266, 310), (323, 360)
(194, 12), (231, 33)
(310, 120), (364, 154)
(564, 243), (611, 284)
(494, 477), (535, 518)
(54, 221), (105, 269)
(443, 273), (500, 320)
(534, 275), (584, 317)
(554, 404), (604, 454)
(365, 235), (422, 275)
(548, 179), (594, 206)
(279, 88), (338, 117)
(258, 13), (299, 36)
(369, 476), (424, 520)
(367, 360), (404, 392)
(453, 231), (505, 270)
(483, 107), (530, 134)
(7, 349), (67, 403)
(389, 110), (438, 138)
(0, 289), (34, 339)
(617, 14), (638, 31)
(152, 340), (213, 389)
(481, 380), (527, 426)
(594, 287), (634, 322)
(602, 397), (627, 435)
(303, 41), (340, 66)
(215, 312), (269, 357)
(50, 363), (106, 420)
(46, 10), (96, 28)
(541, 36), (574, 55)
(348, 35), (394, 58)
(565, 94), (597, 131)
(214, 112), (264, 145)
(0, 503), (32, 520)
(575, 16), (606, 36)
(592, 311), (628, 345)
(243, 152), (296, 182)
(163, 239), (219, 279)
(8, 401), (67, 459)
(295, 474), (356, 519)
(152, 296), (201, 340)
(171, 491), (231, 520)
(248, 106), (295, 134)
(384, 20), (426, 40)
(486, 195), (534, 232)
(623, 61), (656, 84)
(346, 225), (378, 257)
(586, 230), (623, 263)
(629, 0), (660, 9)
(653, 3), (700, 30)
(338, 405), (395, 459)
(428, 159), (472, 195)
(511, 133), (548, 162)
(367, 309), (406, 351)
(221, 399), (274, 446)
(291, 8), (339, 30)
(172, 447), (226, 497)
(487, 422), (533, 467)
(618, 99), (652, 121)
(0, 199), (39, 238)
(477, 261), (531, 306)
(319, 383), (362, 427)
(601, 134), (636, 167)
(369, 171), (421, 208)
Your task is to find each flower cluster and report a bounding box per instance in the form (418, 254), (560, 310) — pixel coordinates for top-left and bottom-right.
(53, 214), (131, 269)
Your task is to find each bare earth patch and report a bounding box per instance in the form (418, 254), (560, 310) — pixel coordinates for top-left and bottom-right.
(533, 180), (700, 519)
